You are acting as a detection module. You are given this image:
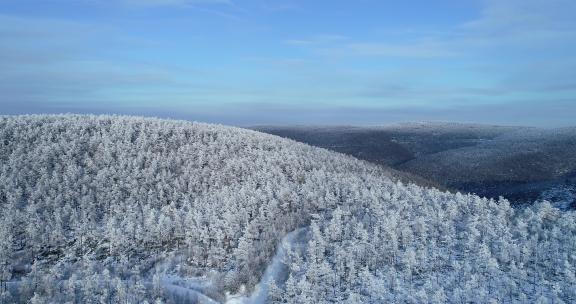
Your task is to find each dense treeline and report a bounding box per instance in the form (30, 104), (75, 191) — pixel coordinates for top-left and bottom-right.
(0, 115), (574, 303)
(257, 124), (576, 207)
(273, 190), (576, 303)
(0, 115), (392, 303)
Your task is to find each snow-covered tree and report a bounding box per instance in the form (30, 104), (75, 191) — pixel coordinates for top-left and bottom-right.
(0, 115), (574, 303)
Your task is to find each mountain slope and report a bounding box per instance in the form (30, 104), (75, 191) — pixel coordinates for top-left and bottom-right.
(253, 126), (415, 166)
(399, 127), (576, 205)
(257, 123), (576, 207)
(255, 123), (524, 166)
(0, 115), (575, 303)
(0, 115), (409, 303)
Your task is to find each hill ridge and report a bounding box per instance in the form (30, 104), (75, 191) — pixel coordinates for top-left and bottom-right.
(0, 115), (574, 303)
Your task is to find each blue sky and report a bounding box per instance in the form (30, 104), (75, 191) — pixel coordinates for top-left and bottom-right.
(1, 0), (575, 126)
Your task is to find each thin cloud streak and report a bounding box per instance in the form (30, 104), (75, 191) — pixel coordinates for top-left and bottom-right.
(117, 0), (233, 8)
(287, 0), (576, 58)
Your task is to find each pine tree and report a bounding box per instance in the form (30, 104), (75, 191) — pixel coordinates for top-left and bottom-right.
(267, 280), (283, 304)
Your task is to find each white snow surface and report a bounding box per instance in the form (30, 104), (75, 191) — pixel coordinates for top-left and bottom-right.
(151, 228), (307, 304)
(226, 228), (307, 304)
(160, 275), (219, 304)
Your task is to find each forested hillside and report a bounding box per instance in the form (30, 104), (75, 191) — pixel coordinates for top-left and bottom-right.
(255, 123), (524, 167)
(398, 127), (576, 202)
(252, 126), (416, 166)
(257, 124), (576, 208)
(1, 115), (575, 303)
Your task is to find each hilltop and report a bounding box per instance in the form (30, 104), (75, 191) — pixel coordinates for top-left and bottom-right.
(0, 115), (574, 303)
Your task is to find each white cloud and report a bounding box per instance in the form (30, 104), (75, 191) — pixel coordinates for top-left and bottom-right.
(465, 0), (576, 33)
(0, 14), (196, 105)
(285, 34), (455, 58)
(120, 0), (232, 7)
(457, 0), (576, 50)
(284, 34), (349, 46)
(279, 0), (576, 114)
(336, 41), (456, 58)
(288, 0), (576, 58)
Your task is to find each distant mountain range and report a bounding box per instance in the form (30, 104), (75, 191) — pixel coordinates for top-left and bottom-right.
(256, 123), (576, 209)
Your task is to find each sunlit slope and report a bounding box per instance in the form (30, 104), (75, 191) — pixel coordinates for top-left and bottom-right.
(0, 115), (574, 303)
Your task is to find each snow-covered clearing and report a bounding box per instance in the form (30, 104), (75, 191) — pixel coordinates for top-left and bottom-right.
(160, 276), (219, 304)
(226, 228), (308, 304)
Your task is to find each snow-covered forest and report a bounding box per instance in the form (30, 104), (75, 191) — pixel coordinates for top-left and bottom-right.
(1, 115), (575, 303)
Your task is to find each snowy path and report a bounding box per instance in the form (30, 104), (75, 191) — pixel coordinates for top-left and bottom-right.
(5, 228), (307, 304)
(226, 228), (307, 304)
(160, 277), (220, 304)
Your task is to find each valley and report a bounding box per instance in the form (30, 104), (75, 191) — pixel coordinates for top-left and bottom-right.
(257, 123), (576, 209)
